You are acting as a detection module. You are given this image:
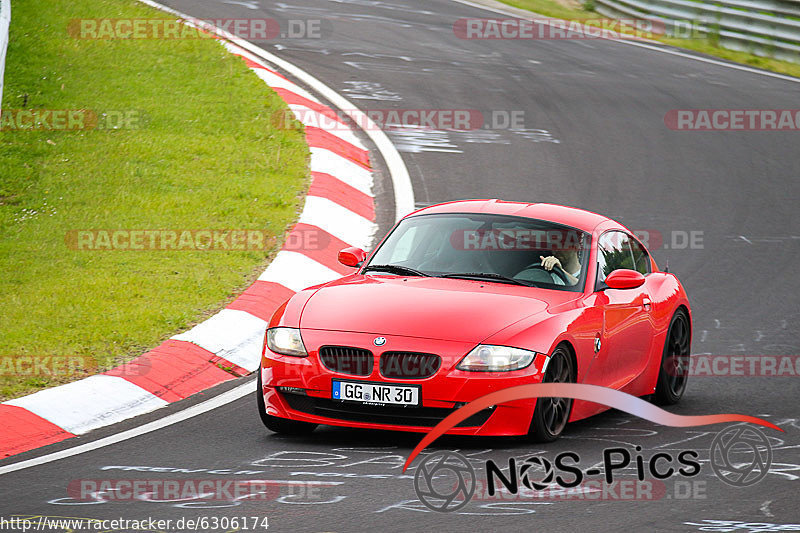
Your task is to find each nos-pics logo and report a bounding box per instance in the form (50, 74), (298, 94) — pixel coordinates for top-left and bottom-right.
(413, 424), (772, 512)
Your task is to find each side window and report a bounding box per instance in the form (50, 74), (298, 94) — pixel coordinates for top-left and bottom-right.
(597, 231), (634, 284)
(629, 236), (651, 275)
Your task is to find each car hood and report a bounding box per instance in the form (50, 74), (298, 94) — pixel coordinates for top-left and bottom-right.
(299, 274), (565, 343)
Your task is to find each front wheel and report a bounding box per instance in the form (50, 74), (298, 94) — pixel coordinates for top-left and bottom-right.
(654, 309), (691, 405)
(256, 367), (317, 435)
(529, 345), (574, 442)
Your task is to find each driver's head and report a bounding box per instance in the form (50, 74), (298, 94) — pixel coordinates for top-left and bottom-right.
(553, 248), (578, 263)
(547, 229), (583, 261)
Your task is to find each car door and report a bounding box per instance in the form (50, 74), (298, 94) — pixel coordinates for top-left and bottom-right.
(594, 231), (655, 390)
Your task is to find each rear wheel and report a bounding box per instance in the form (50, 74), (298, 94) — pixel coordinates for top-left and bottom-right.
(654, 309), (691, 405)
(529, 345), (574, 442)
(256, 367), (317, 435)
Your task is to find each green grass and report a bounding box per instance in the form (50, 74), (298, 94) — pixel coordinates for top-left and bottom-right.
(0, 0), (309, 399)
(498, 0), (800, 78)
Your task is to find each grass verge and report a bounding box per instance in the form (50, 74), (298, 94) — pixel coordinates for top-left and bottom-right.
(498, 0), (800, 78)
(0, 0), (308, 400)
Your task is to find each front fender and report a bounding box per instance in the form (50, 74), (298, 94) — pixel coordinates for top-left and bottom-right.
(268, 290), (308, 328)
(481, 301), (599, 384)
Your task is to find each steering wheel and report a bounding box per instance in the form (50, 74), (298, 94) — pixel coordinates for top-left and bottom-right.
(519, 262), (569, 284)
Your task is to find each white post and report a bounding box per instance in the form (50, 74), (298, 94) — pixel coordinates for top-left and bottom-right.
(0, 0), (10, 113)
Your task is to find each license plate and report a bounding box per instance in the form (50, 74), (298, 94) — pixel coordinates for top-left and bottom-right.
(332, 379), (420, 406)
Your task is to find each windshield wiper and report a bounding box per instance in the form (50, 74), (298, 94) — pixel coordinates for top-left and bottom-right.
(363, 264), (430, 277)
(438, 272), (537, 287)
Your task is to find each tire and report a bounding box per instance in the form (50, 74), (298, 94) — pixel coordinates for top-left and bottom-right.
(529, 345), (574, 442)
(256, 366), (317, 435)
(654, 309), (691, 405)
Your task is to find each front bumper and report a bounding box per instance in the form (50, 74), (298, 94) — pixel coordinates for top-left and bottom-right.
(260, 329), (548, 436)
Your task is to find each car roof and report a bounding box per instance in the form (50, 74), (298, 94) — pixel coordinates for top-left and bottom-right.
(409, 199), (616, 233)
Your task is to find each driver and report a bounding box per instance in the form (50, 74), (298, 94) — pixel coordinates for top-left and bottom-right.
(540, 248), (581, 286)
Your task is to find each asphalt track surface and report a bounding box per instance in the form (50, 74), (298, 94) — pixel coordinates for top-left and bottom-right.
(2, 1), (799, 531)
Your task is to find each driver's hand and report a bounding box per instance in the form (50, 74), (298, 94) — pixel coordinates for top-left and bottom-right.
(540, 255), (561, 271)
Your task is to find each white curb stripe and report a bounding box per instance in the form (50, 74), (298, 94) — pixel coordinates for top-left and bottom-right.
(218, 41), (321, 103)
(310, 147), (374, 196)
(171, 309), (267, 372)
(257, 250), (341, 293)
(300, 196), (377, 250)
(5, 376), (169, 435)
(289, 104), (367, 150)
(251, 68), (321, 104)
(0, 379), (256, 476)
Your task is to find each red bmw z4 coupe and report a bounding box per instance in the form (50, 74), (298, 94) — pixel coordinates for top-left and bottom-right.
(257, 200), (692, 441)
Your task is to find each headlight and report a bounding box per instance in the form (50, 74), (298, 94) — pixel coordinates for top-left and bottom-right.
(457, 345), (537, 372)
(266, 327), (308, 357)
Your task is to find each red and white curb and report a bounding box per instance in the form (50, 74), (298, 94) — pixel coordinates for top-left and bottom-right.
(0, 38), (380, 458)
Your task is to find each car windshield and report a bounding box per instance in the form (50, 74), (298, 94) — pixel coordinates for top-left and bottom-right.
(365, 213), (591, 291)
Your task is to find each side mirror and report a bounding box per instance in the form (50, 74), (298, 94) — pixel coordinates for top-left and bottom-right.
(338, 247), (366, 267)
(605, 269), (645, 289)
